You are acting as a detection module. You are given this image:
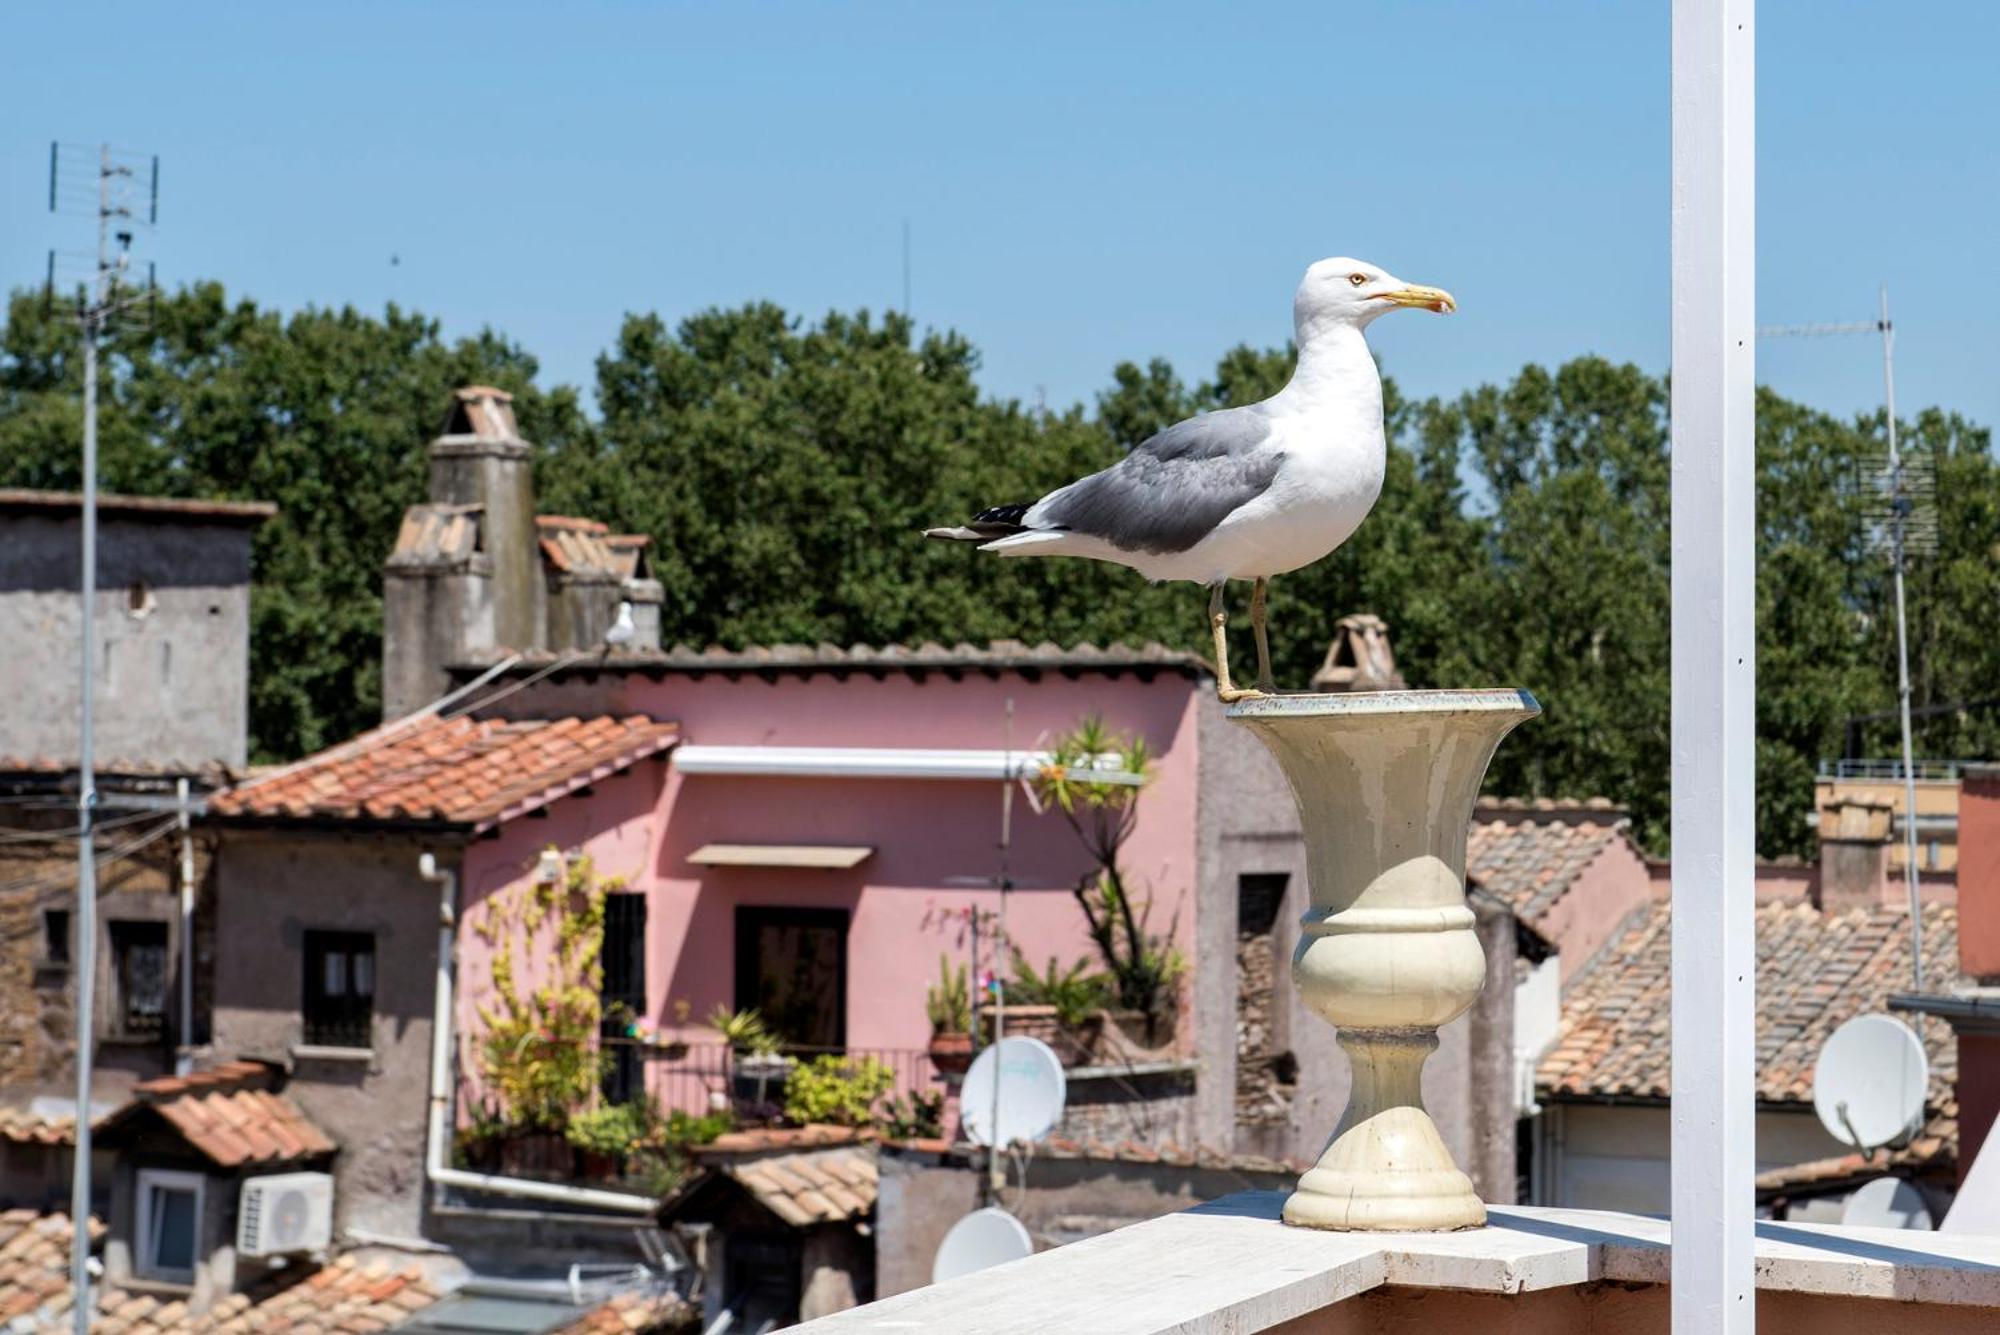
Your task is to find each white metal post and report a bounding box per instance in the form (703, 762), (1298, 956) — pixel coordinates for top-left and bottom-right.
(1671, 0), (1756, 1332)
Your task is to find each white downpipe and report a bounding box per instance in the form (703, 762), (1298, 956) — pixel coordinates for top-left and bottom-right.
(418, 852), (655, 1215)
(176, 776), (196, 1077)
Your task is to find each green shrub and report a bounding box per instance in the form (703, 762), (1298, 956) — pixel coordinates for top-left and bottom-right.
(782, 1055), (895, 1127)
(879, 1090), (945, 1140)
(564, 1101), (649, 1155)
(1009, 953), (1110, 1028)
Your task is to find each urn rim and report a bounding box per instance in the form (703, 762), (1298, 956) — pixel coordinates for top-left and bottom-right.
(1224, 687), (1540, 721)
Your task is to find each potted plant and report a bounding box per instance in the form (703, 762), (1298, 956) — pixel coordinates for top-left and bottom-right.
(782, 1054), (895, 1128)
(1030, 716), (1186, 1049)
(708, 1005), (789, 1113)
(564, 1101), (650, 1180)
(1006, 953), (1110, 1066)
(925, 956), (975, 1075)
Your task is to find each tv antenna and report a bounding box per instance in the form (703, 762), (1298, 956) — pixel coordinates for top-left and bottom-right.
(1760, 288), (1931, 988)
(47, 140), (160, 1335)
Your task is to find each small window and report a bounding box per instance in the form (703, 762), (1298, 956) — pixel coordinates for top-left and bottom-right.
(125, 580), (156, 619)
(109, 921), (170, 1039)
(43, 910), (70, 965)
(304, 930), (376, 1049)
(135, 1168), (203, 1284)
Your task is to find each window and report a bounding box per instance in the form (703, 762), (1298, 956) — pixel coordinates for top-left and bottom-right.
(43, 910), (70, 966)
(109, 921), (169, 1039)
(600, 893), (648, 1104)
(135, 1168), (203, 1284)
(735, 907), (848, 1049)
(303, 930), (375, 1048)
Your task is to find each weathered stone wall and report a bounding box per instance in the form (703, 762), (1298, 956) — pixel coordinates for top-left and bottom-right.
(0, 514), (255, 767)
(209, 831), (452, 1238)
(1055, 1067), (1199, 1147)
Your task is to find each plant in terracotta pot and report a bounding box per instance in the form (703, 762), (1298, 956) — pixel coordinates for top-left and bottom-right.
(1006, 953), (1110, 1065)
(925, 955), (975, 1075)
(1030, 716), (1185, 1049)
(564, 1100), (650, 1180)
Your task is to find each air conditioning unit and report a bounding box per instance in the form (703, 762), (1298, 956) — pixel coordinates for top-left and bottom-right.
(238, 1172), (334, 1257)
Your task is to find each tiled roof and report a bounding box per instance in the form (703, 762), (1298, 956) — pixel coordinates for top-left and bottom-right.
(386, 502), (484, 570)
(101, 1062), (336, 1170)
(0, 1106), (81, 1146)
(0, 489), (275, 525)
(723, 1147), (880, 1227)
(209, 713), (678, 829)
(1537, 899), (1962, 1107)
(0, 756), (233, 786)
(1466, 802), (1631, 927)
(458, 640), (1213, 681)
(699, 1125), (868, 1156)
(548, 1288), (693, 1334)
(537, 516), (646, 580)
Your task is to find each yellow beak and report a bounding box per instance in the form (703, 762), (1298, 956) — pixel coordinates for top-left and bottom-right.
(1374, 285), (1457, 314)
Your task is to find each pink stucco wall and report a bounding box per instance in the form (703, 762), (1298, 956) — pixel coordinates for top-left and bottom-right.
(455, 671), (1205, 1107)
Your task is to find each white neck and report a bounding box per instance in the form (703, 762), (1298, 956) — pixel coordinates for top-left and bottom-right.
(1271, 325), (1383, 431)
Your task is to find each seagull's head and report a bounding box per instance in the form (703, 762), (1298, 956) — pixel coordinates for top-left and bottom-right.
(1296, 258), (1456, 338)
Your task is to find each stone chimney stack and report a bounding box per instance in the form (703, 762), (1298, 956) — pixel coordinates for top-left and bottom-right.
(1816, 797), (1892, 913)
(428, 388), (540, 651)
(1311, 613), (1407, 693)
(381, 387), (543, 721)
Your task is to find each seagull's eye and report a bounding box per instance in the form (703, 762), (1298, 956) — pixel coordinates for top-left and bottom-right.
(1348, 273), (1369, 287)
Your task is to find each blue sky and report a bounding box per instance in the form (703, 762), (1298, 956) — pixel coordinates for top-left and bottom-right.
(3, 2), (1995, 429)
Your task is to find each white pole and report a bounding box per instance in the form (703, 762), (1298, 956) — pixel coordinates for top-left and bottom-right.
(1671, 2), (1756, 1332)
(176, 775), (195, 1077)
(70, 142), (109, 1335)
(1879, 287), (1924, 989)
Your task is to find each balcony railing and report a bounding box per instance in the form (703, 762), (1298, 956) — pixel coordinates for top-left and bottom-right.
(610, 1041), (938, 1118)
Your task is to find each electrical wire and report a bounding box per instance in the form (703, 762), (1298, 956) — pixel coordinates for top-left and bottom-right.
(0, 817), (179, 898)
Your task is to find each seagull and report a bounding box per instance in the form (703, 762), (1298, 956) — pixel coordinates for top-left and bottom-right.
(926, 257), (1455, 701)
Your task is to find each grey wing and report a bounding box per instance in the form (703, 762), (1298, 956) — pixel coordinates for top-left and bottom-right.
(1029, 406), (1282, 555)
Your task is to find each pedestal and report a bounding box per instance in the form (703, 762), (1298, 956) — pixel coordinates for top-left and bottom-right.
(1228, 689), (1539, 1231)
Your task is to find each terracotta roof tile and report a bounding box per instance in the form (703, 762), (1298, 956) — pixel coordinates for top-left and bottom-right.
(102, 1064), (335, 1171)
(210, 713), (678, 829)
(1537, 899), (1962, 1112)
(1466, 805), (1633, 927)
(687, 1146), (882, 1226)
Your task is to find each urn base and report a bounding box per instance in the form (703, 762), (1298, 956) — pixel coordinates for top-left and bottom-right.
(1283, 1105), (1487, 1232)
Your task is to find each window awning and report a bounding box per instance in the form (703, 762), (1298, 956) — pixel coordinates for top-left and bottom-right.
(687, 843), (874, 870)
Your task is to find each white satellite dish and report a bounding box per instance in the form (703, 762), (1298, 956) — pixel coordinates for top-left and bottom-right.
(932, 1207), (1034, 1283)
(1841, 1175), (1933, 1230)
(960, 1037), (1066, 1148)
(1812, 1013), (1928, 1152)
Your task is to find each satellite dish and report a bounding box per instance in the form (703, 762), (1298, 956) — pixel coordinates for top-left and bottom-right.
(1813, 1014), (1928, 1151)
(1841, 1176), (1933, 1230)
(932, 1207), (1033, 1283)
(960, 1037), (1066, 1148)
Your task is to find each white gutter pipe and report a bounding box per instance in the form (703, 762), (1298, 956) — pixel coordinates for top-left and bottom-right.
(175, 776), (195, 1077)
(418, 852), (655, 1215)
(672, 745), (1141, 784)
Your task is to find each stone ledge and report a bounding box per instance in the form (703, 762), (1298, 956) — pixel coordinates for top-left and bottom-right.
(794, 1190), (2000, 1334)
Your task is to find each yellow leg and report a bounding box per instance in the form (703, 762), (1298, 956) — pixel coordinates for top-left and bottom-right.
(1251, 576), (1277, 695)
(1209, 584), (1265, 704)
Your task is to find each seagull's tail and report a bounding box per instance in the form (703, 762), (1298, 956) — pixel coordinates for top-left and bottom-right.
(923, 502), (1033, 543)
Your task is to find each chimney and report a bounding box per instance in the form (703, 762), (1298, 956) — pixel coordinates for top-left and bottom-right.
(428, 388), (540, 652)
(1816, 797), (1892, 913)
(1311, 613), (1407, 693)
(1962, 766), (2000, 981)
(381, 387), (545, 719)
